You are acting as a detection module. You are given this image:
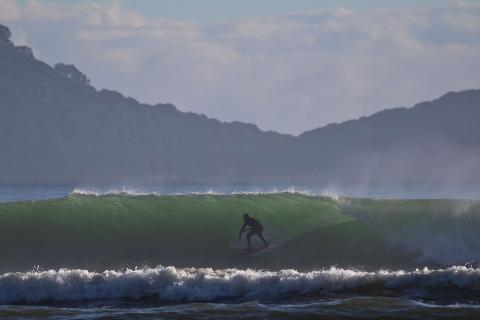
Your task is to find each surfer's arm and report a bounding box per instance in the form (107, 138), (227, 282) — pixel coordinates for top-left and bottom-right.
(238, 222), (247, 239)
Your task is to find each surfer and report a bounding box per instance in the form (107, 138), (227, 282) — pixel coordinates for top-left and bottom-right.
(238, 213), (268, 251)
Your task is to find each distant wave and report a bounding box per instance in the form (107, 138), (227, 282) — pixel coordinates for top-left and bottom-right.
(1, 266), (480, 304)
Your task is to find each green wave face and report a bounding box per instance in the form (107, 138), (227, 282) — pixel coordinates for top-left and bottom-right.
(0, 194), (479, 272)
(343, 198), (480, 266)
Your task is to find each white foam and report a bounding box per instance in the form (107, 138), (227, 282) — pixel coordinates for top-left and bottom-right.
(1, 266), (480, 304)
(71, 187), (156, 196)
(70, 186), (318, 198)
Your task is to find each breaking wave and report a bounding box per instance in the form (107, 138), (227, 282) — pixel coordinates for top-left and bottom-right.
(0, 193), (480, 272)
(2, 266), (480, 304)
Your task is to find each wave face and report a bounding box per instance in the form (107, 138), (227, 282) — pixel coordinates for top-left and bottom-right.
(0, 194), (480, 272)
(1, 266), (480, 304)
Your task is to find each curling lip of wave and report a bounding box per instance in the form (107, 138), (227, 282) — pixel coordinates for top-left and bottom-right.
(1, 266), (480, 304)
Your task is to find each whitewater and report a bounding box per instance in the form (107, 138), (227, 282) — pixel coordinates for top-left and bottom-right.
(2, 265), (480, 304)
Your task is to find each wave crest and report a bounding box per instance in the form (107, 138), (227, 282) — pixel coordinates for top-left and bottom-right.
(70, 186), (318, 197)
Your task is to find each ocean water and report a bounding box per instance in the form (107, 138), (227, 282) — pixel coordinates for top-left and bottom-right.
(1, 185), (480, 319)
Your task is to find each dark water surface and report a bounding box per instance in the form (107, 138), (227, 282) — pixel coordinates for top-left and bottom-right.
(2, 298), (480, 320)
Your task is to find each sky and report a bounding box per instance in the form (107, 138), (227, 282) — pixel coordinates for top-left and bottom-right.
(1, 0), (480, 135)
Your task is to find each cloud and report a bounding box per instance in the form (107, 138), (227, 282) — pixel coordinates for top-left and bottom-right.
(0, 0), (20, 20)
(3, 1), (480, 134)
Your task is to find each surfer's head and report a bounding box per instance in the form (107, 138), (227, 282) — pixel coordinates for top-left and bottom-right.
(243, 213), (250, 220)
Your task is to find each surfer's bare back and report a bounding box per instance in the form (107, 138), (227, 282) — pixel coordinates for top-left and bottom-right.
(238, 213), (268, 251)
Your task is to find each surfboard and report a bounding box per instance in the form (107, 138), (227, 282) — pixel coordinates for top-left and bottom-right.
(233, 244), (268, 256)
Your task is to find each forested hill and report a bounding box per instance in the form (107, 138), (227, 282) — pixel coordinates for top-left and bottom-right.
(1, 24), (479, 185)
(0, 24), (295, 184)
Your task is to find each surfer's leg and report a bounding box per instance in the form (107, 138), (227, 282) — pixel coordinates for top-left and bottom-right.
(246, 230), (255, 251)
(258, 233), (268, 247)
